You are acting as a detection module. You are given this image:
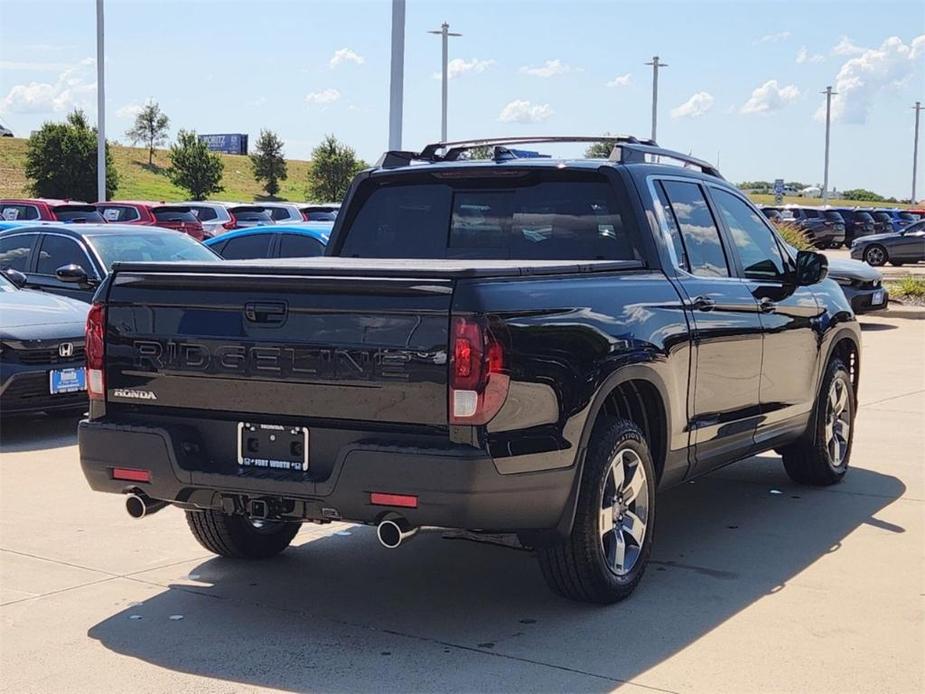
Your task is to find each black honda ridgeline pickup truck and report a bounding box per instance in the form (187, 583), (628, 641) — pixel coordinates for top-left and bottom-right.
(79, 137), (860, 603)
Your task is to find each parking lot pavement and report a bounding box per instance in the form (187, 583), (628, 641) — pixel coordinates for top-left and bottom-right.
(1, 314), (923, 694)
(824, 247), (925, 279)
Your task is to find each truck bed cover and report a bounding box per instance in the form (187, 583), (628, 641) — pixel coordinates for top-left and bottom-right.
(111, 256), (644, 279)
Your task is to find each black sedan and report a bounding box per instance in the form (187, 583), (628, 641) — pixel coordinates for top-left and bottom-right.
(0, 270), (89, 416)
(0, 223), (220, 302)
(827, 257), (889, 314)
(850, 220), (925, 266)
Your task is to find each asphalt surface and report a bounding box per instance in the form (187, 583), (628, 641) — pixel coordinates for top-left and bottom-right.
(824, 247), (925, 279)
(1, 313), (923, 693)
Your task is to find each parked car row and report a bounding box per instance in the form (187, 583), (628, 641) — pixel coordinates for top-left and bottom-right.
(760, 205), (922, 248)
(0, 198), (341, 240)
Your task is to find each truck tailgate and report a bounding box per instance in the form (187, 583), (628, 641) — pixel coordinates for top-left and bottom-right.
(104, 269), (453, 425)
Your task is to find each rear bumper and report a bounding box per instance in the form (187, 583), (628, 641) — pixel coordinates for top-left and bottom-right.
(78, 420), (576, 531)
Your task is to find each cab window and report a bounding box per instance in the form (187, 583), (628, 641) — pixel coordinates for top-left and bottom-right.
(711, 188), (786, 280)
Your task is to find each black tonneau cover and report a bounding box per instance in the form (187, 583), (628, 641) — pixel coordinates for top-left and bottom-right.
(111, 257), (644, 279)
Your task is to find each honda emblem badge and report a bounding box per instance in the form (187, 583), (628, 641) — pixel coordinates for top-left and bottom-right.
(58, 342), (74, 358)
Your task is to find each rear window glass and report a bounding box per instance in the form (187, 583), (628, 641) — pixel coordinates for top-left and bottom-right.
(55, 206), (104, 223)
(153, 209), (197, 222)
(339, 172), (644, 261)
(232, 209), (273, 222)
(188, 206), (220, 222)
(1, 204), (40, 221)
(874, 212), (892, 221)
(305, 210), (336, 222)
(854, 212), (874, 222)
(801, 208), (820, 218)
(823, 211), (844, 222)
(97, 205), (140, 222)
(266, 207), (292, 221)
(87, 232), (218, 268)
(898, 212), (916, 221)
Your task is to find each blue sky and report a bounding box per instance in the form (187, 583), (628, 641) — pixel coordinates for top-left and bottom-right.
(1, 0), (923, 197)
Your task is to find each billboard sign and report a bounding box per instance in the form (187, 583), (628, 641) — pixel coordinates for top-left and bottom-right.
(198, 133), (249, 155)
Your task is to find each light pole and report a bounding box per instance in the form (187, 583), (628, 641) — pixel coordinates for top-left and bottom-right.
(821, 85), (837, 205)
(388, 0), (405, 151)
(428, 22), (461, 142)
(912, 101), (922, 204)
(96, 0), (106, 201)
(644, 56), (667, 142)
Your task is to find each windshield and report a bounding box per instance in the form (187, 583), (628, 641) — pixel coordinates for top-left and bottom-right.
(0, 273), (15, 291)
(338, 172), (644, 261)
(855, 212), (874, 222)
(87, 232), (219, 268)
(823, 211), (844, 222)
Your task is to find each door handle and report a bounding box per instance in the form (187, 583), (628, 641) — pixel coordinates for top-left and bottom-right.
(690, 296), (716, 312)
(758, 297), (777, 313)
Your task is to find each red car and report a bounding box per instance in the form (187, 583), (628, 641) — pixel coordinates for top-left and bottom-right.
(93, 201), (205, 241)
(0, 198), (106, 223)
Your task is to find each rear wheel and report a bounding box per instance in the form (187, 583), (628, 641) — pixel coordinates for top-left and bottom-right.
(186, 510), (300, 559)
(780, 358), (854, 486)
(864, 244), (887, 266)
(537, 419), (656, 604)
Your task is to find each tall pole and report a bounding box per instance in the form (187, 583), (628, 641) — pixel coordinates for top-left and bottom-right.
(645, 56), (667, 142)
(429, 22), (461, 142)
(95, 0), (106, 201)
(388, 0), (405, 150)
(821, 86), (836, 205)
(913, 101), (922, 204)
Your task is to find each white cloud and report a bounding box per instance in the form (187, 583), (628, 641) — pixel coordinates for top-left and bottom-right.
(116, 103), (143, 119)
(832, 36), (865, 55)
(498, 99), (553, 123)
(671, 91), (714, 119)
(756, 31), (791, 44)
(0, 60), (72, 71)
(329, 48), (365, 68)
(434, 58), (496, 80)
(519, 59), (577, 77)
(0, 58), (96, 115)
(796, 47), (825, 64)
(740, 80), (800, 114)
(305, 88), (341, 106)
(606, 73), (632, 88)
(817, 35), (925, 124)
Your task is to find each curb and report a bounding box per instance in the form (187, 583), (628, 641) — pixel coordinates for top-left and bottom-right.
(879, 302), (925, 319)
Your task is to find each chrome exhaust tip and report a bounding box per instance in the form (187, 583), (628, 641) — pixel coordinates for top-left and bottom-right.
(376, 517), (418, 549)
(125, 493), (167, 519)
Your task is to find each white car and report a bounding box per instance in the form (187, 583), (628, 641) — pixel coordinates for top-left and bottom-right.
(179, 202), (236, 238)
(251, 203), (305, 224)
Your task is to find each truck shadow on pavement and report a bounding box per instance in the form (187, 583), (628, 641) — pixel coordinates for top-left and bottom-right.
(88, 458), (905, 692)
(0, 413), (81, 453)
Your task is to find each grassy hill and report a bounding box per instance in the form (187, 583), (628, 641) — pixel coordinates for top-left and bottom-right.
(0, 138), (313, 202)
(0, 136), (908, 209)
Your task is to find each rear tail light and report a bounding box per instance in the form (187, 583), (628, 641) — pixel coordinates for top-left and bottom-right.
(86, 303), (106, 400)
(223, 214), (238, 230)
(301, 211), (311, 222)
(449, 316), (509, 425)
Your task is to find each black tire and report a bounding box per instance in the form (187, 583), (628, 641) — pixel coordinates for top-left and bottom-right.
(537, 418), (656, 604)
(185, 510), (300, 559)
(780, 358), (854, 486)
(890, 261), (905, 267)
(864, 244), (887, 266)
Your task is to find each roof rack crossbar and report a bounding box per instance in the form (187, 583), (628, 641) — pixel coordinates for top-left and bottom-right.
(609, 143), (724, 179)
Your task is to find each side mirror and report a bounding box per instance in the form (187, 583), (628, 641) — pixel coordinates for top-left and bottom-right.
(55, 264), (92, 285)
(1, 267), (27, 287)
(795, 250), (828, 286)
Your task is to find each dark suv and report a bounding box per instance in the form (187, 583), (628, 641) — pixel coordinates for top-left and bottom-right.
(776, 207), (846, 248)
(78, 136), (860, 604)
(832, 208), (876, 245)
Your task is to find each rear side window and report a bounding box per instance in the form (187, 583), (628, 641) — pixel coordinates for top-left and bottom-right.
(221, 234), (272, 259)
(660, 180), (729, 278)
(1, 204), (40, 221)
(36, 235), (94, 275)
(278, 234), (325, 258)
(339, 172), (644, 261)
(97, 205), (140, 222)
(0, 233), (37, 271)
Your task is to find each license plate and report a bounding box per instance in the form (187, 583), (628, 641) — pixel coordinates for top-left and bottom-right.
(237, 422), (308, 472)
(49, 367), (86, 394)
(872, 289), (884, 305)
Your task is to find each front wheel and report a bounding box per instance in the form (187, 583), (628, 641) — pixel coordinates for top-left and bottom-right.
(186, 510), (300, 559)
(537, 418), (656, 604)
(780, 358), (854, 486)
(864, 244), (887, 266)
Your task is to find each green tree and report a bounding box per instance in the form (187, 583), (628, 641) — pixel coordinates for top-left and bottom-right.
(125, 100), (169, 166)
(584, 138), (615, 158)
(24, 109), (119, 201)
(250, 129), (288, 197)
(306, 134), (367, 202)
(167, 130), (224, 200)
(842, 188), (885, 202)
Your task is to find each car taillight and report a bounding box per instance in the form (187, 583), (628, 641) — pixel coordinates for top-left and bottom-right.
(449, 316), (509, 425)
(86, 303), (106, 400)
(223, 214), (237, 230)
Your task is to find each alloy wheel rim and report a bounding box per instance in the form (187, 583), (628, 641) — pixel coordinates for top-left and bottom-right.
(825, 379), (851, 467)
(599, 447), (649, 576)
(866, 247), (884, 264)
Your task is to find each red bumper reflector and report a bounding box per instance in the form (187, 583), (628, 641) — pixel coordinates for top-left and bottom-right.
(112, 467), (151, 483)
(370, 492), (418, 509)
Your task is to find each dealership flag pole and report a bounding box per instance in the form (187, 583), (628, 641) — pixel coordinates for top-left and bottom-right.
(388, 0), (405, 150)
(96, 0), (106, 201)
(821, 86), (836, 205)
(913, 101), (922, 204)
